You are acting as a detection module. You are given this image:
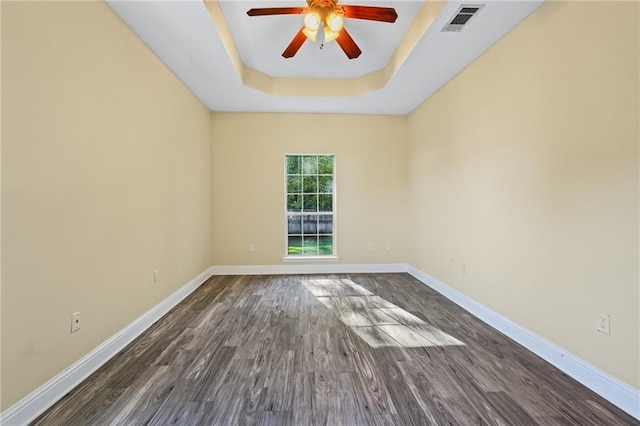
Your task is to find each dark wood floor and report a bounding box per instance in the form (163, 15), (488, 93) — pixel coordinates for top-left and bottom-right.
(34, 274), (638, 425)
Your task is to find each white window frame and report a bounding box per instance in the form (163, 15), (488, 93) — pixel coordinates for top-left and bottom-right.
(282, 154), (339, 262)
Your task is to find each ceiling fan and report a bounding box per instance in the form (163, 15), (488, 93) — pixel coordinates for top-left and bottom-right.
(247, 0), (398, 60)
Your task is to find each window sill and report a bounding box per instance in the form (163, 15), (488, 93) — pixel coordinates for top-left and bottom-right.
(281, 255), (340, 263)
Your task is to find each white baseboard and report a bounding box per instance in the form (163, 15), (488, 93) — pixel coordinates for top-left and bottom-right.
(209, 263), (408, 275)
(407, 265), (640, 420)
(0, 266), (215, 426)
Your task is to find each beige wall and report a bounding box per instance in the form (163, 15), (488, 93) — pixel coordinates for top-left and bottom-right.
(210, 112), (408, 265)
(1, 1), (212, 410)
(407, 1), (639, 389)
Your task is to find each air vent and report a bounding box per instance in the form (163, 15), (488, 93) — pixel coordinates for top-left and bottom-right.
(442, 5), (484, 32)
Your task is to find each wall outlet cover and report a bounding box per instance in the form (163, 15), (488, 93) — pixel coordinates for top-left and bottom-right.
(71, 311), (81, 333)
(597, 313), (610, 334)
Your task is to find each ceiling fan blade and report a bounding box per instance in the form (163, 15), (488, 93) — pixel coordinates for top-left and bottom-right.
(340, 5), (398, 23)
(336, 28), (362, 59)
(282, 28), (308, 58)
(247, 7), (304, 17)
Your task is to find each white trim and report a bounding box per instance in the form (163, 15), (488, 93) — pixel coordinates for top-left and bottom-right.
(281, 255), (340, 263)
(0, 267), (215, 426)
(283, 154), (337, 258)
(406, 265), (640, 420)
(210, 263), (407, 275)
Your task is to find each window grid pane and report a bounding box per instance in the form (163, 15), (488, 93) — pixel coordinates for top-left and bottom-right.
(286, 155), (334, 256)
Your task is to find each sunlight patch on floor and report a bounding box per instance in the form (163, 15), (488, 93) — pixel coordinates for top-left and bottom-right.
(301, 278), (465, 348)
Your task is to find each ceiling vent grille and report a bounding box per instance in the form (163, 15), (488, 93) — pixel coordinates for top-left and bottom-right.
(442, 5), (484, 32)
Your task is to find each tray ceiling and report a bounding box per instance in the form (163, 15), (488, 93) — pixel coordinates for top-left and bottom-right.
(106, 0), (543, 115)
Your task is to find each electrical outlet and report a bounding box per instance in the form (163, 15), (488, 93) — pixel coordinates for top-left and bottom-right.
(385, 243), (392, 250)
(153, 270), (159, 284)
(597, 313), (610, 334)
(71, 311), (81, 333)
(367, 243), (373, 250)
(248, 244), (255, 252)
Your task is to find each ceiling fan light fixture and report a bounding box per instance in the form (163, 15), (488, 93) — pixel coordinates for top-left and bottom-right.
(327, 13), (344, 33)
(302, 27), (318, 41)
(303, 12), (321, 31)
(324, 26), (339, 43)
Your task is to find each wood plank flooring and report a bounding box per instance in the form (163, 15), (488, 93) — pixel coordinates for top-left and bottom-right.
(34, 274), (638, 425)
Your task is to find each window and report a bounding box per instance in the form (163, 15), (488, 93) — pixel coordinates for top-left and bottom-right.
(285, 155), (335, 257)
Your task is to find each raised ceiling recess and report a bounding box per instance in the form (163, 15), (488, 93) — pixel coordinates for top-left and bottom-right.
(225, 0), (419, 78)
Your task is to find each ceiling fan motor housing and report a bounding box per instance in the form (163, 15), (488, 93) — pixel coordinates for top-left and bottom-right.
(308, 0), (339, 10)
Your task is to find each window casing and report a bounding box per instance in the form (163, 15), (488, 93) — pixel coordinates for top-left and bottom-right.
(285, 155), (335, 257)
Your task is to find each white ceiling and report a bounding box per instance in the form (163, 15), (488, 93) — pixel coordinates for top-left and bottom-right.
(106, 0), (543, 115)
